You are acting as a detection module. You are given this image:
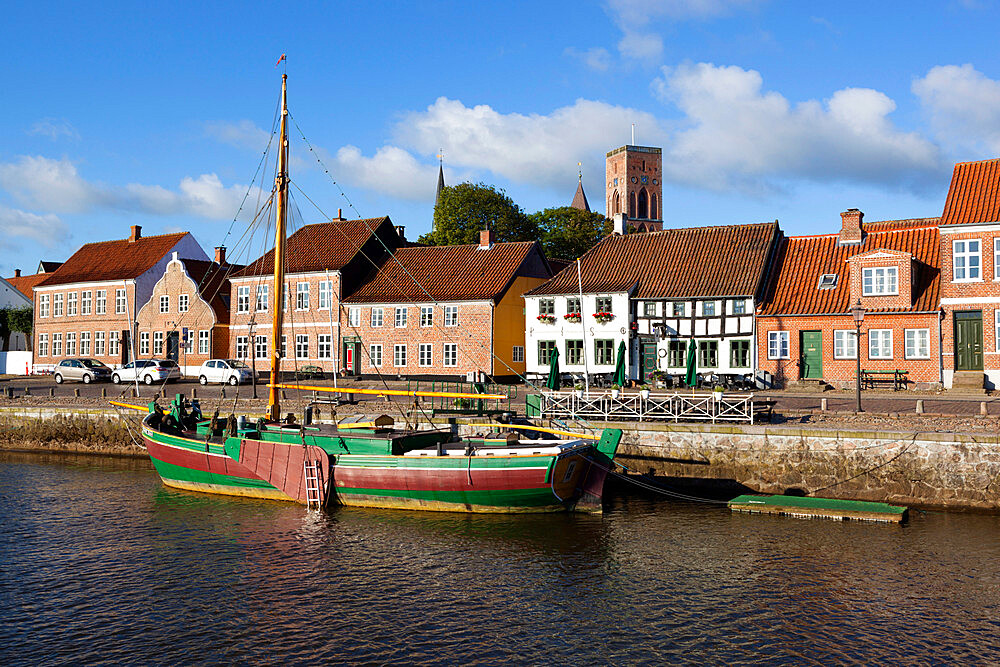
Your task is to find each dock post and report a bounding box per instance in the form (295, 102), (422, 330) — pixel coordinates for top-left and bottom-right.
(221, 388), (226, 399)
(101, 387), (107, 398)
(981, 401), (988, 416)
(191, 388), (197, 399)
(49, 388), (55, 397)
(915, 399), (923, 414)
(820, 398), (828, 412)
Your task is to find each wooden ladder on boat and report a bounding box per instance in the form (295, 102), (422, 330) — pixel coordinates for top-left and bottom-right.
(304, 459), (324, 510)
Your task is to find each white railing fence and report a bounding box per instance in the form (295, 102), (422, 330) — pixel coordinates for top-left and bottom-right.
(537, 390), (756, 423)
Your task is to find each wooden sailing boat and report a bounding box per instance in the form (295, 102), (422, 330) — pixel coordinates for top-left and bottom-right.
(136, 74), (621, 513)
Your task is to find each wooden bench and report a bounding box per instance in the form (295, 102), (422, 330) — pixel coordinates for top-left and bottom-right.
(753, 399), (777, 423)
(861, 369), (908, 391)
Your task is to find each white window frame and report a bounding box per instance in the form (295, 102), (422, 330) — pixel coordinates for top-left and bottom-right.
(139, 332), (150, 356)
(953, 239), (982, 282)
(95, 290), (106, 315)
(237, 285), (250, 313)
(153, 331), (164, 356)
(54, 293), (63, 317)
(420, 306), (433, 327)
(318, 280), (333, 310)
(443, 343), (457, 367)
(348, 307), (361, 327)
(67, 292), (77, 316)
(295, 334), (309, 359)
(296, 282), (310, 310)
(318, 334), (332, 359)
(94, 331), (105, 356)
(904, 328), (930, 359)
(370, 344), (383, 367)
(834, 330), (857, 359)
(994, 238), (1000, 282)
(38, 333), (49, 357)
(767, 331), (789, 359)
(198, 330), (210, 355)
(235, 336), (249, 360)
(256, 285), (268, 312)
(444, 305), (458, 327)
(418, 343), (433, 367)
(108, 331), (120, 357)
(115, 289), (126, 314)
(394, 307), (407, 328)
(862, 267), (898, 296)
(79, 331), (91, 355)
(394, 344), (407, 367)
(371, 307), (384, 327)
(65, 332), (76, 356)
(80, 291), (92, 315)
(868, 329), (893, 359)
(159, 295), (169, 313)
(52, 333), (62, 356)
(39, 294), (50, 317)
(178, 294), (189, 313)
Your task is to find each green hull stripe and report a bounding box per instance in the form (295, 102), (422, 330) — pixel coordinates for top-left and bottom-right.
(149, 455), (276, 490)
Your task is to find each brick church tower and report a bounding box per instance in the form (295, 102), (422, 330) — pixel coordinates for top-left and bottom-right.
(605, 145), (663, 233)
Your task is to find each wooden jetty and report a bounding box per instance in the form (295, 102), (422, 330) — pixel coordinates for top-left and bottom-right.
(728, 494), (908, 523)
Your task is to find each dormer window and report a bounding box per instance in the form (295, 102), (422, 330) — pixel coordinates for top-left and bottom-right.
(817, 274), (838, 290)
(862, 267), (898, 296)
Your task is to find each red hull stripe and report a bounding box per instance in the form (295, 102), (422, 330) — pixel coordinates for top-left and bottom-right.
(332, 465), (548, 493)
(145, 436), (260, 483)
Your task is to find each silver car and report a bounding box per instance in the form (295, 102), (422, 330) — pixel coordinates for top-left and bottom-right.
(53, 358), (113, 384)
(111, 359), (183, 385)
(197, 359), (254, 385)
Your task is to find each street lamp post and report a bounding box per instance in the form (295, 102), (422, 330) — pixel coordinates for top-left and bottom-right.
(851, 299), (866, 413)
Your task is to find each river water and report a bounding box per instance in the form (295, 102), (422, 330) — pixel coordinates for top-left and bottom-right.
(1, 453), (999, 665)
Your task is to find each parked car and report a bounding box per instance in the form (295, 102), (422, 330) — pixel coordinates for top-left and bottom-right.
(111, 359), (182, 385)
(53, 358), (113, 384)
(197, 359), (255, 385)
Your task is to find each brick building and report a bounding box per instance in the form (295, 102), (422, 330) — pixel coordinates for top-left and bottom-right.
(605, 145), (663, 232)
(341, 230), (551, 380)
(134, 250), (237, 374)
(756, 211), (941, 389)
(229, 216), (402, 374)
(32, 226), (208, 370)
(524, 222), (781, 386)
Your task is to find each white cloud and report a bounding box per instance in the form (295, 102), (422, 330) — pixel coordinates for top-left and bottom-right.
(0, 205), (67, 248)
(204, 119), (273, 151)
(0, 155), (257, 221)
(652, 62), (944, 191)
(333, 145), (441, 201)
(605, 0), (757, 60)
(564, 46), (612, 71)
(913, 64), (1000, 154)
(618, 31), (664, 61)
(28, 118), (80, 141)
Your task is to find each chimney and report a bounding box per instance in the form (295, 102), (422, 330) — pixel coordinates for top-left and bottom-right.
(215, 246), (227, 265)
(613, 213), (628, 235)
(394, 225), (405, 241)
(129, 224), (142, 243)
(14, 269), (20, 278)
(479, 228), (495, 250)
(334, 208), (346, 221)
(839, 209), (863, 245)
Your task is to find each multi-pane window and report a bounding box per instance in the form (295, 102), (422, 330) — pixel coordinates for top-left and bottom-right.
(295, 334), (309, 359)
(79, 332), (91, 355)
(862, 267), (898, 295)
(594, 339), (614, 365)
(318, 334), (332, 359)
(954, 240), (981, 281)
(153, 331), (164, 355)
(566, 339), (584, 365)
(95, 290), (107, 314)
(869, 329), (893, 359)
(54, 293), (64, 316)
(995, 238), (1000, 281)
(512, 346), (524, 363)
(730, 340), (750, 367)
(539, 299), (555, 316)
(698, 340), (718, 368)
(318, 280), (333, 309)
(444, 306), (458, 326)
(235, 336), (249, 360)
(644, 301), (656, 317)
(296, 282), (309, 310)
(371, 308), (384, 327)
(237, 285), (250, 313)
(420, 306), (433, 327)
(595, 297), (613, 313)
(40, 294), (50, 317)
(178, 294), (189, 313)
(115, 289), (127, 314)
(834, 330), (857, 359)
(370, 344), (383, 367)
(280, 335), (287, 358)
(668, 340), (687, 367)
(198, 330), (210, 355)
(38, 334), (49, 356)
(395, 307), (407, 328)
(94, 331), (105, 356)
(253, 336), (267, 359)
(905, 329), (930, 359)
(702, 301), (716, 316)
(444, 343), (458, 367)
(140, 332), (150, 356)
(65, 333), (76, 356)
(731, 299), (747, 315)
(767, 331), (789, 359)
(419, 343), (433, 366)
(672, 302), (685, 317)
(538, 341), (556, 365)
(109, 331), (120, 357)
(159, 295), (169, 313)
(566, 297), (581, 315)
(81, 291), (92, 315)
(256, 285), (268, 312)
(348, 307), (361, 327)
(184, 330), (194, 353)
(67, 292), (77, 316)
(52, 333), (62, 356)
(394, 344), (407, 367)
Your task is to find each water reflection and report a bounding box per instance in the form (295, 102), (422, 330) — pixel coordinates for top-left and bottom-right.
(2, 452), (999, 665)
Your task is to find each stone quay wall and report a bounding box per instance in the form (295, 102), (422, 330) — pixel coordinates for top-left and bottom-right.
(601, 421), (1000, 512)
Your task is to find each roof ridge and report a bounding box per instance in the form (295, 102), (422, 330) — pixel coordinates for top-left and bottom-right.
(629, 220), (777, 236)
(75, 231), (188, 248)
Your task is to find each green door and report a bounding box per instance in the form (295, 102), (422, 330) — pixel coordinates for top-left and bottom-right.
(955, 311), (983, 371)
(800, 330), (823, 379)
(641, 341), (658, 378)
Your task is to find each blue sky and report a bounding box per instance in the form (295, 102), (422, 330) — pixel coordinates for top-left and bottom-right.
(3, 0), (1000, 274)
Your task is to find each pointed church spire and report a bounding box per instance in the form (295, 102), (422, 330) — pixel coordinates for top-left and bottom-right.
(570, 162), (590, 212)
(435, 150), (445, 209)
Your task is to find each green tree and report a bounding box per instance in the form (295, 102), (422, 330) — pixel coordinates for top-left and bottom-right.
(419, 182), (538, 246)
(530, 206), (612, 261)
(0, 306), (32, 351)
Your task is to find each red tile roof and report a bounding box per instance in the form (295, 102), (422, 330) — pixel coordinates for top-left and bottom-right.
(5, 273), (49, 303)
(38, 232), (190, 287)
(940, 158), (1000, 225)
(758, 218), (940, 316)
(236, 218), (397, 277)
(344, 242), (542, 303)
(526, 222), (780, 299)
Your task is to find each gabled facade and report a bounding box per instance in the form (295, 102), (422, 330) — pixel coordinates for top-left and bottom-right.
(756, 211), (941, 389)
(31, 226), (207, 370)
(524, 221), (781, 385)
(0, 275), (33, 351)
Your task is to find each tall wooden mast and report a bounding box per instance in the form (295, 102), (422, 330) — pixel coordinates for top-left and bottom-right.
(268, 74), (289, 421)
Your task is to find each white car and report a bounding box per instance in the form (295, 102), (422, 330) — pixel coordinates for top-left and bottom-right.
(112, 359), (182, 385)
(198, 359), (255, 385)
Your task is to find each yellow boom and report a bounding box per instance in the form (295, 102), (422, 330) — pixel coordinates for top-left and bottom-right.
(109, 400), (148, 412)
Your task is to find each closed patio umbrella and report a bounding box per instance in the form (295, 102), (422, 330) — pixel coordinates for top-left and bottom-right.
(545, 347), (561, 390)
(612, 341), (626, 386)
(685, 338), (697, 388)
